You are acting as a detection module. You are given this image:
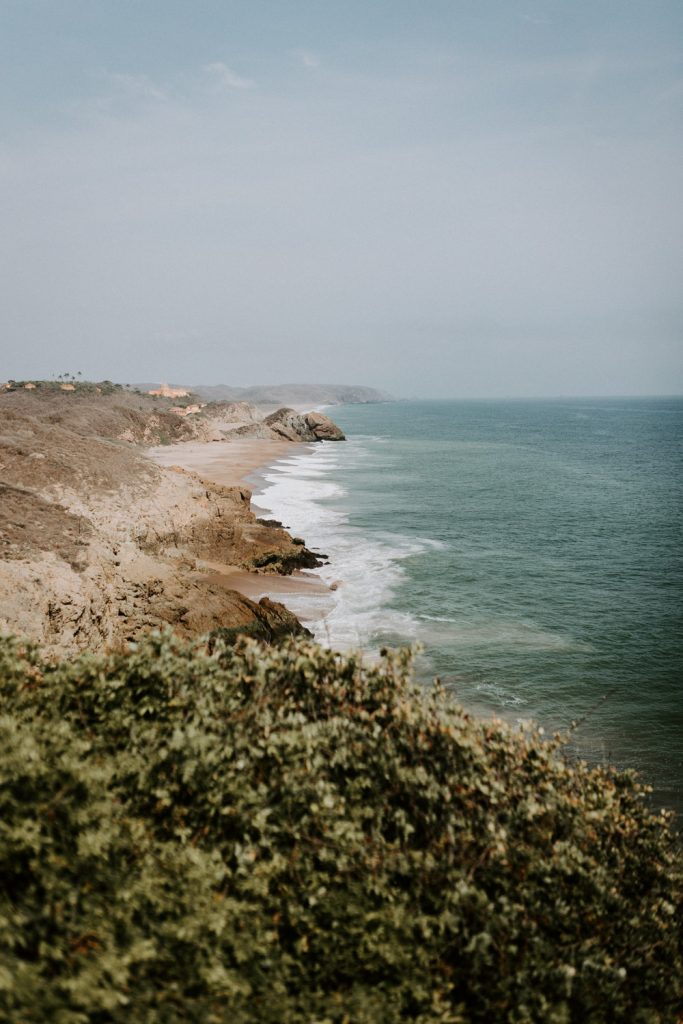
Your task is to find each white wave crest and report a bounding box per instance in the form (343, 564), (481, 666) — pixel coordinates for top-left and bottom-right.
(253, 441), (435, 650)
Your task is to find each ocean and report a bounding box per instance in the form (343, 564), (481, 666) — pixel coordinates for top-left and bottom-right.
(251, 398), (683, 815)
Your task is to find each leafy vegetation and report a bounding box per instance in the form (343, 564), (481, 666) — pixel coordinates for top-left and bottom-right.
(0, 632), (681, 1022)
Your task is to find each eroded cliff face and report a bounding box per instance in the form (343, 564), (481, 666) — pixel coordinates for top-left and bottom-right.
(264, 408), (346, 442)
(235, 407), (346, 442)
(0, 388), (336, 656)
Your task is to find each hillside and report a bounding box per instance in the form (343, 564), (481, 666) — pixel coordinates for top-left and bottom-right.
(135, 381), (392, 406)
(0, 381), (341, 655)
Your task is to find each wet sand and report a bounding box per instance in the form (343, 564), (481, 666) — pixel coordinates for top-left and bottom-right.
(202, 567), (332, 624)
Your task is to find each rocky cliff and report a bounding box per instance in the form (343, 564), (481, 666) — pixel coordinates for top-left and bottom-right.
(0, 383), (344, 656)
(234, 407), (345, 442)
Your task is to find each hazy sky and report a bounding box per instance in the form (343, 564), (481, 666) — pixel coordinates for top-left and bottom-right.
(1, 0), (682, 397)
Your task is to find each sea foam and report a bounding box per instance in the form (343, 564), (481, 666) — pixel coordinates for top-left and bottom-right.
(252, 439), (437, 651)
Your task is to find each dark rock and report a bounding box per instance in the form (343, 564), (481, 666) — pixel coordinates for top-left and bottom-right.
(255, 596), (313, 640)
(249, 546), (325, 574)
(207, 595), (311, 648)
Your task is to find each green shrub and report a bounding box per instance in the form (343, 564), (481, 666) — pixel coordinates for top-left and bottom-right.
(0, 633), (681, 1022)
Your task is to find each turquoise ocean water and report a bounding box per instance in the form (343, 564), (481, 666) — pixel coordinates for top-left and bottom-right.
(252, 399), (683, 815)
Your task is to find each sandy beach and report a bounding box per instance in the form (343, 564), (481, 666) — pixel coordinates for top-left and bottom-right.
(147, 437), (295, 488)
(147, 437), (335, 623)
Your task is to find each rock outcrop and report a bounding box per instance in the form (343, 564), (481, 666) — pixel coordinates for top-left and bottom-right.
(236, 407), (345, 443)
(266, 408), (346, 442)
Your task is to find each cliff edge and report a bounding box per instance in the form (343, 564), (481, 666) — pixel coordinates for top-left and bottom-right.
(0, 382), (345, 655)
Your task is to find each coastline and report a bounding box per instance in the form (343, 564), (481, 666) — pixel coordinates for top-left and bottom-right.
(0, 387), (345, 654)
(148, 437), (336, 625)
(148, 436), (294, 487)
(293, 397), (683, 822)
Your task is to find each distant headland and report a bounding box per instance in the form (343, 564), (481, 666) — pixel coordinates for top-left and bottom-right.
(133, 381), (392, 407)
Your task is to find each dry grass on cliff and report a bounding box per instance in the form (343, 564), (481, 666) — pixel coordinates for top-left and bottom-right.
(0, 386), (173, 493)
(0, 483), (92, 567)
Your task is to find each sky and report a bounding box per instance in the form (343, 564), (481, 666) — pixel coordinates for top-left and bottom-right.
(1, 0), (682, 397)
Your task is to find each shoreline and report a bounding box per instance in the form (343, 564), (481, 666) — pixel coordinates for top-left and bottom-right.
(147, 437), (336, 625)
(0, 386), (351, 657)
(147, 437), (295, 488)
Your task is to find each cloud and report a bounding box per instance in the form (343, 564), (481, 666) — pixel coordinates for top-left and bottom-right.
(293, 49), (321, 68)
(105, 72), (166, 101)
(204, 62), (255, 90)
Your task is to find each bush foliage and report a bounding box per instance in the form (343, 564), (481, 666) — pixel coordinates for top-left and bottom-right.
(0, 633), (681, 1023)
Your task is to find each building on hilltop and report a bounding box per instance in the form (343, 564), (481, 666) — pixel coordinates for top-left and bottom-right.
(147, 383), (190, 398)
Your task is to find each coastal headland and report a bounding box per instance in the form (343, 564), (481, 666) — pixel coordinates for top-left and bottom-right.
(0, 380), (348, 655)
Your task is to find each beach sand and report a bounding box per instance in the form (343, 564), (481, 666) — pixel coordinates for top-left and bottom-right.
(148, 437), (334, 623)
(147, 437), (294, 487)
